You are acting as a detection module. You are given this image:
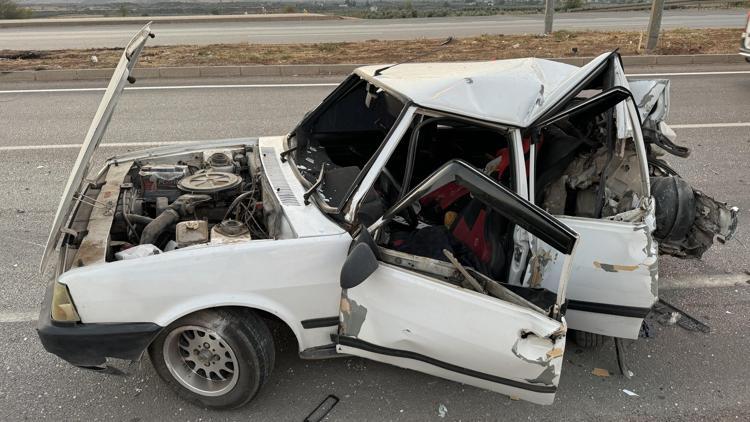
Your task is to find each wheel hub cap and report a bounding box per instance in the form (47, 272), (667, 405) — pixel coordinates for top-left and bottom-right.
(163, 325), (239, 397)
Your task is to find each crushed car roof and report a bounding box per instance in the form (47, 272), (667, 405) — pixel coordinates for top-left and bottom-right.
(355, 52), (613, 128)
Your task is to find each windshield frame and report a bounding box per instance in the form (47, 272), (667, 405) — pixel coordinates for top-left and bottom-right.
(284, 75), (411, 219)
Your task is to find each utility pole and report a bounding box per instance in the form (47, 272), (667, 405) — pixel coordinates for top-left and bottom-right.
(544, 0), (555, 34)
(645, 0), (665, 52)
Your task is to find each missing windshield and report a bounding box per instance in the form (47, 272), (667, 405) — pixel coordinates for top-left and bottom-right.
(289, 76), (406, 210)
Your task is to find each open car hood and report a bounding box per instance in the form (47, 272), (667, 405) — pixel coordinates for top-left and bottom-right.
(40, 24), (153, 272)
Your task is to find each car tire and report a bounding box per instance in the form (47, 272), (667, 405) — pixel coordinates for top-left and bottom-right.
(572, 330), (607, 349)
(149, 309), (275, 409)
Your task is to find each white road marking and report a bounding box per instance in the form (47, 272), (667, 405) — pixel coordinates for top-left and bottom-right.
(1, 273), (746, 323)
(0, 83), (339, 94)
(0, 311), (38, 323)
(626, 71), (750, 77)
(670, 122), (750, 129)
(0, 141), (193, 151)
(659, 274), (750, 291)
(1, 70), (749, 94)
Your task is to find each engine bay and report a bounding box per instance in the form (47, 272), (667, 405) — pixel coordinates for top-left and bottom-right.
(62, 145), (270, 270)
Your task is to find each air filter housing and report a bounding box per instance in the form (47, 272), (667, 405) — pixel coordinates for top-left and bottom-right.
(177, 171), (242, 194)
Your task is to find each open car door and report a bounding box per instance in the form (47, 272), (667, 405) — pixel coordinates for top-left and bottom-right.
(525, 86), (661, 340)
(335, 161), (579, 405)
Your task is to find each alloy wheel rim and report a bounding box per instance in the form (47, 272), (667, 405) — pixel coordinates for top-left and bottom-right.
(163, 325), (239, 397)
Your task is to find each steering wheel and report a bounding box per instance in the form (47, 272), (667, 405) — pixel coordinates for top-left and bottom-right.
(378, 168), (419, 229)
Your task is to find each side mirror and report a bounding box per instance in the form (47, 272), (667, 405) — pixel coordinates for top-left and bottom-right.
(340, 243), (379, 289)
(349, 225), (381, 259)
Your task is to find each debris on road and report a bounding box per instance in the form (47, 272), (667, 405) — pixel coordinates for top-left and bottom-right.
(438, 403), (448, 418)
(303, 395), (339, 422)
(592, 368), (610, 377)
(622, 389), (639, 397)
(652, 298), (711, 333)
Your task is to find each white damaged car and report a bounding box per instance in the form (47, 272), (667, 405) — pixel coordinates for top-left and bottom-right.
(37, 25), (737, 409)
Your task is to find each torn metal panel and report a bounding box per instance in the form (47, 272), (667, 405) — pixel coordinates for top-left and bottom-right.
(528, 246), (556, 289)
(593, 262), (638, 272)
(525, 365), (557, 386)
(511, 335), (557, 366)
(338, 262), (567, 405)
(524, 217), (657, 340)
(628, 79), (671, 125)
(339, 291), (367, 338)
(73, 163), (133, 267)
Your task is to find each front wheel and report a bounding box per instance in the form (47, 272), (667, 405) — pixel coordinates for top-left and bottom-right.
(149, 309), (275, 409)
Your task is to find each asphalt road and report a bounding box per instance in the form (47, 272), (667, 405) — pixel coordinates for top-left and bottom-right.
(0, 64), (749, 420)
(0, 9), (746, 50)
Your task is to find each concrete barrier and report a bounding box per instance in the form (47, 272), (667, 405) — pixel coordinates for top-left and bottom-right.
(240, 66), (282, 77)
(0, 71), (35, 81)
(199, 66), (242, 77)
(33, 69), (78, 81)
(621, 56), (658, 66)
(280, 65), (321, 76)
(158, 67), (201, 78)
(76, 68), (114, 79)
(0, 54), (743, 82)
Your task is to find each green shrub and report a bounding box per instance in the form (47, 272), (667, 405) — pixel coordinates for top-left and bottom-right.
(0, 0), (32, 19)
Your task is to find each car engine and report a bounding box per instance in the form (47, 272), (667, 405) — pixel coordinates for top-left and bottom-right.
(109, 147), (268, 260)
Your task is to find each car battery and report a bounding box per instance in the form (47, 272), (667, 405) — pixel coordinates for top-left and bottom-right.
(138, 164), (189, 201)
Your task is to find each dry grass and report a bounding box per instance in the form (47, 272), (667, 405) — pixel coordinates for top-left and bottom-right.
(0, 28), (741, 72)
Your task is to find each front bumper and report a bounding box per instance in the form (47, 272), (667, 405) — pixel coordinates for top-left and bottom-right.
(36, 281), (162, 368)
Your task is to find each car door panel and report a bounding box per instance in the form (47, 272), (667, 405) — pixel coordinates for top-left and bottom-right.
(524, 216), (657, 339)
(526, 84), (657, 339)
(338, 262), (566, 405)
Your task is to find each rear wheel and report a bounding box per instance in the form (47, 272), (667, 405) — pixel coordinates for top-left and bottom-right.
(149, 309), (275, 409)
(572, 330), (607, 349)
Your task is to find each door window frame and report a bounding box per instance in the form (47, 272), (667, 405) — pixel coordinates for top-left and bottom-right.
(344, 106), (526, 224)
(527, 89), (651, 208)
(360, 159), (579, 319)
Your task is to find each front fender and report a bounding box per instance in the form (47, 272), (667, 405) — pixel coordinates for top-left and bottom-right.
(59, 234), (350, 351)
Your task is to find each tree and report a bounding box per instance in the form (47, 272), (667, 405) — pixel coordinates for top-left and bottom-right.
(118, 3), (128, 17)
(0, 0), (32, 19)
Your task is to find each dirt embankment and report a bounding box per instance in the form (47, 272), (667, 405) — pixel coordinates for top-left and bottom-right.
(0, 28), (741, 71)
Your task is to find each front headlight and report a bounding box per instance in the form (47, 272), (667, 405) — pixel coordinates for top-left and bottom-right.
(51, 281), (80, 322)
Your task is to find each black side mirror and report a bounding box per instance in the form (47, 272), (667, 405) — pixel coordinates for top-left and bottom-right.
(340, 243), (379, 289)
(349, 225), (381, 259)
